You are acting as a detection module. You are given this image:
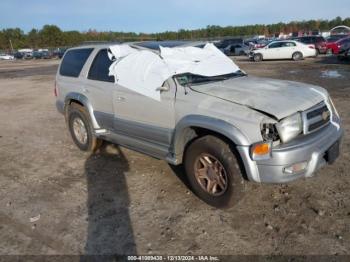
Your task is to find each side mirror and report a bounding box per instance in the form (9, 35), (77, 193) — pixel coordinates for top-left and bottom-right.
(156, 85), (170, 92)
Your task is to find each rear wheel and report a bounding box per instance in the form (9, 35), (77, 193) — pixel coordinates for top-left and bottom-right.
(292, 51), (303, 61)
(67, 103), (102, 152)
(184, 135), (244, 208)
(253, 53), (263, 62)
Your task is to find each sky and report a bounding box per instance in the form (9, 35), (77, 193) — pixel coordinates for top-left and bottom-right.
(0, 0), (348, 33)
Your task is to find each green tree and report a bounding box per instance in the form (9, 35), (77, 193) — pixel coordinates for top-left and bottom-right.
(39, 25), (64, 48)
(27, 29), (40, 48)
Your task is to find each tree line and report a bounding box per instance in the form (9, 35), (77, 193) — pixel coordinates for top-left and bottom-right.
(0, 16), (349, 51)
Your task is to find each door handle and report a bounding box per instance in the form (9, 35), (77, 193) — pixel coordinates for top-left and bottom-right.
(116, 96), (125, 101)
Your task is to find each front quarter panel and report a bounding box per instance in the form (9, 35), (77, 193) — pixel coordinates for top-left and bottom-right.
(173, 86), (269, 162)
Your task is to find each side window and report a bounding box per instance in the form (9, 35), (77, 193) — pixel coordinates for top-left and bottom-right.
(60, 48), (93, 77)
(88, 49), (115, 83)
(269, 42), (282, 48)
(305, 38), (312, 44)
(282, 42), (296, 47)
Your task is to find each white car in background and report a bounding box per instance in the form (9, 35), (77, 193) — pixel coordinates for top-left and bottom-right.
(249, 40), (317, 62)
(0, 54), (14, 60)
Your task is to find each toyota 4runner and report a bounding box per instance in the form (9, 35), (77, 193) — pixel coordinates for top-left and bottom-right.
(55, 42), (343, 207)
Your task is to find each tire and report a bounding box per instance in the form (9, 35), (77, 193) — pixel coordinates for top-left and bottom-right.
(253, 53), (263, 62)
(184, 135), (244, 208)
(292, 52), (303, 61)
(67, 103), (102, 152)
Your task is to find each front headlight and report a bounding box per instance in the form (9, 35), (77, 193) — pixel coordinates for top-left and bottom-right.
(275, 113), (303, 143)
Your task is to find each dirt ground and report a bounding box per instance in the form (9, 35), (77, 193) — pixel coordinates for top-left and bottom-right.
(0, 56), (349, 257)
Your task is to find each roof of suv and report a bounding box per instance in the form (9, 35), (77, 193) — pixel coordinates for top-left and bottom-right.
(71, 40), (210, 52)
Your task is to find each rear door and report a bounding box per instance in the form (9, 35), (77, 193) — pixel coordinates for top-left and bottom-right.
(281, 41), (297, 58)
(84, 49), (115, 130)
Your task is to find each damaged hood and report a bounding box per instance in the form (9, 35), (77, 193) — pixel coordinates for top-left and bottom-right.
(190, 76), (326, 120)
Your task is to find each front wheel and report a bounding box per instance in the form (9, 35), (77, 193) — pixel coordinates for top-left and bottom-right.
(184, 135), (244, 208)
(253, 53), (263, 62)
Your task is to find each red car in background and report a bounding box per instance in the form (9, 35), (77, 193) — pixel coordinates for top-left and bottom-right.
(326, 36), (350, 54)
(293, 36), (327, 55)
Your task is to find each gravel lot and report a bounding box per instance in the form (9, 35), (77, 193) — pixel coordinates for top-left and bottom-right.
(0, 56), (349, 256)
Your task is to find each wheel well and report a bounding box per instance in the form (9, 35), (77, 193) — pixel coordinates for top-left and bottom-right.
(64, 99), (84, 118)
(254, 53), (263, 60)
(68, 99), (84, 107)
(182, 126), (248, 180)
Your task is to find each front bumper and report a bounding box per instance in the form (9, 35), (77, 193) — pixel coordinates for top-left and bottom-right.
(237, 123), (343, 183)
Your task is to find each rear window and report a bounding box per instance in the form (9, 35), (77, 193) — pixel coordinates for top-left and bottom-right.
(60, 48), (93, 77)
(316, 37), (325, 42)
(88, 49), (114, 83)
(299, 37), (312, 43)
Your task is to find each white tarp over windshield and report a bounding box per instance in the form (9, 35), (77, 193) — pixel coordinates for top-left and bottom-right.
(108, 43), (240, 101)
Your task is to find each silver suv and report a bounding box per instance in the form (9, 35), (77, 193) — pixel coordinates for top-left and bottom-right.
(55, 42), (343, 207)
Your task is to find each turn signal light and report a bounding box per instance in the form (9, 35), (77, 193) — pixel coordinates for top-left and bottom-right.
(250, 142), (272, 161)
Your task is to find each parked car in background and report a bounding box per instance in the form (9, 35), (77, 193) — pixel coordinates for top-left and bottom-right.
(215, 38), (244, 50)
(14, 52), (24, 59)
(326, 37), (350, 55)
(33, 51), (43, 59)
(23, 52), (33, 59)
(223, 42), (249, 56)
(337, 46), (350, 61)
(0, 54), (14, 60)
(249, 40), (316, 62)
(256, 39), (271, 49)
(293, 36), (327, 55)
(42, 51), (52, 59)
(326, 34), (347, 43)
(58, 48), (67, 59)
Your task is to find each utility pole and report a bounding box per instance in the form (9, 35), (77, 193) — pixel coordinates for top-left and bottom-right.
(9, 39), (14, 54)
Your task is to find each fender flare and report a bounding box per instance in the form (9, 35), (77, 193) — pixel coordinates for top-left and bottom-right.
(171, 115), (250, 163)
(64, 92), (100, 129)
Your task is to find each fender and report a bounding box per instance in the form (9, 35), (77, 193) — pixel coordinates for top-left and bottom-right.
(170, 115), (250, 164)
(64, 92), (100, 129)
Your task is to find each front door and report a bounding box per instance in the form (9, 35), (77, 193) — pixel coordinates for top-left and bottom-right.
(112, 79), (176, 153)
(264, 42), (283, 59)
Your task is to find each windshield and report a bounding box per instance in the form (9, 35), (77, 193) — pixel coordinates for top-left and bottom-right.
(175, 71), (246, 86)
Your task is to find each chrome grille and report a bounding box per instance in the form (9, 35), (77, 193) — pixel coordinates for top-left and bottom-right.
(302, 101), (330, 134)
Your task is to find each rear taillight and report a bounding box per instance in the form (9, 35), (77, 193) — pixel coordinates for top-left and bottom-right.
(309, 45), (315, 49)
(54, 81), (57, 97)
